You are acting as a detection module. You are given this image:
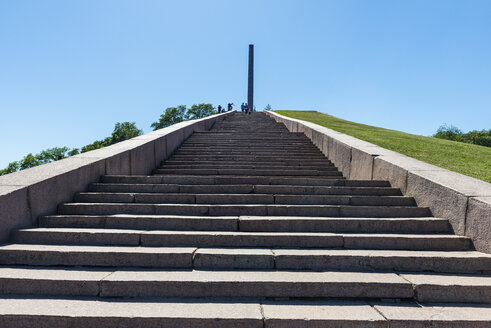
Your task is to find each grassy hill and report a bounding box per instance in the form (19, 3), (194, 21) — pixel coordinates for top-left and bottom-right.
(275, 110), (491, 183)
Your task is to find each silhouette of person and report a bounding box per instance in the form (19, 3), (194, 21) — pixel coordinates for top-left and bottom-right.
(241, 103), (245, 112)
(217, 105), (222, 113)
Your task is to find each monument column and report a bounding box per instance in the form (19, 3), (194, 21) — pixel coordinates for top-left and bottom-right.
(248, 44), (254, 112)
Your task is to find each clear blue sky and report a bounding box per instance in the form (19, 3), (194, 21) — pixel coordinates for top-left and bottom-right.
(1, 0), (490, 168)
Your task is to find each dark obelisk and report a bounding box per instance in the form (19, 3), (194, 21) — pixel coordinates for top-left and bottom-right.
(247, 44), (254, 112)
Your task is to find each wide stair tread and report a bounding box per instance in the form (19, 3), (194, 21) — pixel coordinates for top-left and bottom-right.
(39, 215), (452, 233)
(102, 175), (373, 185)
(72, 192), (415, 206)
(0, 266), (490, 303)
(12, 228), (472, 250)
(0, 244), (489, 273)
(57, 202), (431, 217)
(1, 297), (490, 328)
(87, 183), (402, 195)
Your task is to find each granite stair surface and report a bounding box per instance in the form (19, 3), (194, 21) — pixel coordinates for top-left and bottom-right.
(0, 112), (490, 327)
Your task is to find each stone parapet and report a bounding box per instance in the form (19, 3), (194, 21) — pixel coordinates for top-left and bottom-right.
(266, 111), (491, 253)
(0, 111), (234, 242)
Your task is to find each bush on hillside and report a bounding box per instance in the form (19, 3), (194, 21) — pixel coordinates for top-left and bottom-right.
(433, 124), (491, 147)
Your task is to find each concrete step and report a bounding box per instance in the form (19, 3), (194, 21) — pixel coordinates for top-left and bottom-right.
(0, 244), (489, 272)
(191, 129), (300, 132)
(185, 133), (308, 137)
(40, 214), (240, 231)
(0, 244), (195, 267)
(185, 134), (307, 137)
(181, 138), (311, 142)
(13, 228), (471, 250)
(40, 215), (451, 234)
(161, 162), (336, 169)
(173, 150), (323, 156)
(73, 193), (415, 206)
(194, 248), (491, 273)
(162, 160), (335, 166)
(182, 142), (314, 147)
(2, 268), (489, 303)
(181, 139), (311, 143)
(0, 297), (264, 327)
(176, 146), (320, 151)
(2, 297), (489, 327)
(203, 123), (288, 127)
(170, 152), (326, 157)
(88, 183), (402, 196)
(207, 125), (319, 128)
(181, 136), (310, 140)
(164, 159), (332, 166)
(186, 129), (299, 132)
(13, 228), (343, 248)
(58, 203), (431, 217)
(178, 146), (321, 151)
(169, 156), (329, 162)
(252, 185), (401, 195)
(400, 272), (491, 303)
(188, 131), (298, 134)
(181, 145), (310, 149)
(89, 183), (181, 193)
(238, 216), (451, 233)
(176, 147), (321, 151)
(340, 233), (471, 250)
(185, 135), (308, 138)
(167, 150), (330, 155)
(371, 301), (491, 327)
(154, 169), (343, 176)
(174, 148), (322, 153)
(262, 300), (491, 327)
(158, 165), (339, 172)
(0, 267), (410, 299)
(181, 144), (315, 149)
(104, 175), (394, 186)
(189, 132), (305, 136)
(183, 138), (311, 142)
(208, 126), (287, 129)
(208, 130), (291, 132)
(167, 151), (330, 156)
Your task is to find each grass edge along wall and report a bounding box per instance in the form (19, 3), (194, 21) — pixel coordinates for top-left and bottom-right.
(275, 110), (490, 184)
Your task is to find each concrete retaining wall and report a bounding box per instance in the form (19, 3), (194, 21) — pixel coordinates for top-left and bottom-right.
(0, 111), (234, 243)
(266, 111), (491, 253)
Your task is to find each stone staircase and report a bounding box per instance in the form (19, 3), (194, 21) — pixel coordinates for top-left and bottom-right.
(0, 112), (490, 327)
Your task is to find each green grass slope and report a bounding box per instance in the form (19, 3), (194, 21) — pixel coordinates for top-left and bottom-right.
(275, 110), (491, 183)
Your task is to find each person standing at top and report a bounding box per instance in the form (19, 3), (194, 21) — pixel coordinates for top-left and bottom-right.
(227, 103), (234, 111)
(217, 105), (222, 113)
(241, 103), (245, 112)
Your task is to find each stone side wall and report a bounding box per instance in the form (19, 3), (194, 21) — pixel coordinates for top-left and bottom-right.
(266, 111), (491, 253)
(0, 111), (234, 243)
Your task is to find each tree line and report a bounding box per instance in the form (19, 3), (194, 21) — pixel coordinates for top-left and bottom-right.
(433, 124), (491, 147)
(0, 103), (216, 176)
